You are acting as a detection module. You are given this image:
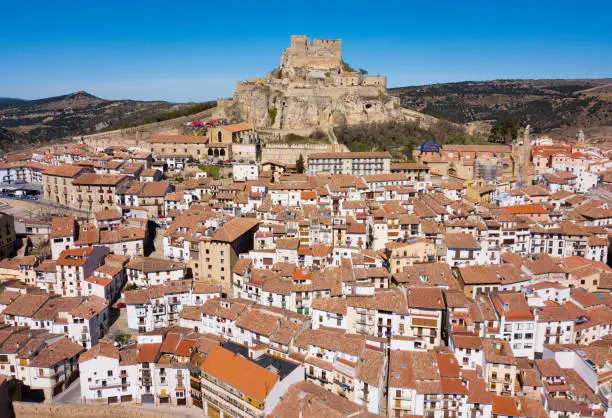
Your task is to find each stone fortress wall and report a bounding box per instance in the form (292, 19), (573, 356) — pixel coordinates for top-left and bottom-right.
(77, 108), (215, 150)
(281, 35), (342, 71)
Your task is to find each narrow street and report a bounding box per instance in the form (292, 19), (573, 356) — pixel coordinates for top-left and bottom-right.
(52, 379), (81, 404)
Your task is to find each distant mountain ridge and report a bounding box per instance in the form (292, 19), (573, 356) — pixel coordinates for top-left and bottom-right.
(0, 91), (201, 151)
(0, 97), (27, 109)
(389, 78), (612, 139)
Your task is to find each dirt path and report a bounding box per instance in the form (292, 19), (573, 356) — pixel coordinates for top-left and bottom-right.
(0, 198), (88, 219)
(15, 401), (204, 418)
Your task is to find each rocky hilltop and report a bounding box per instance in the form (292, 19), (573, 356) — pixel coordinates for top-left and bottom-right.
(215, 35), (431, 133)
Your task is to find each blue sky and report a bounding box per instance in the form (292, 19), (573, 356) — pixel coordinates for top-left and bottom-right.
(1, 0), (610, 102)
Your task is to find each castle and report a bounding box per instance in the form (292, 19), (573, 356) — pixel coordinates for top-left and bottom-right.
(276, 35), (387, 90)
(214, 35), (417, 133)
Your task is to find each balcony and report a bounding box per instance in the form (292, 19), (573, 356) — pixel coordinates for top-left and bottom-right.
(356, 316), (374, 325)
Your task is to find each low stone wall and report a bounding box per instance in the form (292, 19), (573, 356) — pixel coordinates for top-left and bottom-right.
(14, 402), (167, 418)
(77, 108), (216, 150)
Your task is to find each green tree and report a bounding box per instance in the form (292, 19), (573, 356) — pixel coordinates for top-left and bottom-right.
(296, 154), (305, 174)
(358, 68), (368, 76)
(124, 283), (138, 291)
(268, 107), (278, 126)
(489, 120), (519, 144)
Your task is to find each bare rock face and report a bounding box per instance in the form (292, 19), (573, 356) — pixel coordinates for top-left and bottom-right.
(215, 35), (413, 132)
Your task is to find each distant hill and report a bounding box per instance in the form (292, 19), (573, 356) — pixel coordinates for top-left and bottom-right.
(389, 79), (612, 139)
(0, 97), (26, 109)
(0, 127), (36, 154)
(0, 91), (214, 153)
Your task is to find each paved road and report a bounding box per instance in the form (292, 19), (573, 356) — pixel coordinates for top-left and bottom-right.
(150, 225), (166, 258)
(53, 378), (82, 404)
(103, 307), (132, 342)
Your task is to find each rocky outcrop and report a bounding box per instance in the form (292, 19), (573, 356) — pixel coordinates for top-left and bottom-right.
(221, 85), (403, 130)
(215, 35), (433, 133)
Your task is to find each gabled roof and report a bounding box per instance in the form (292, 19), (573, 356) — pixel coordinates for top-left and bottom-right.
(200, 345), (279, 401)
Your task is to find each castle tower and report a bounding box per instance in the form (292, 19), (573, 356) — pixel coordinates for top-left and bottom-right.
(520, 125), (531, 184)
(577, 129), (585, 144)
(512, 125), (531, 185)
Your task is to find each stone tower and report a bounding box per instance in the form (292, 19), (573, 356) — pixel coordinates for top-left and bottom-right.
(577, 129), (585, 144)
(512, 125), (532, 184)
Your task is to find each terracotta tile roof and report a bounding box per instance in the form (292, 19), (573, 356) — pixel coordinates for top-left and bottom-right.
(236, 309), (279, 336)
(73, 173), (127, 186)
(57, 247), (96, 266)
(483, 338), (516, 365)
(535, 305), (574, 322)
(125, 256), (185, 273)
(200, 345), (279, 401)
(136, 343), (161, 363)
(0, 290), (20, 305)
(535, 358), (564, 377)
(492, 396), (520, 416)
(220, 123), (253, 133)
(492, 292), (534, 321)
(436, 352), (461, 378)
(504, 203), (548, 215)
(451, 333), (483, 349)
(139, 181), (170, 197)
(233, 257), (251, 275)
(211, 217), (259, 242)
(458, 264), (526, 286)
(347, 288), (408, 314)
(294, 329), (364, 356)
(407, 287), (446, 310)
(69, 296), (107, 319)
(50, 216), (76, 237)
(269, 320), (301, 346)
(79, 341), (119, 363)
(445, 233), (480, 249)
(29, 337), (84, 367)
(311, 297), (347, 315)
(444, 292), (470, 308)
(357, 347), (385, 386)
(3, 294), (51, 317)
(440, 377), (468, 395)
(276, 237), (299, 250)
(571, 288), (604, 308)
(270, 380), (373, 418)
(43, 165), (86, 178)
(547, 397), (580, 413)
(148, 134), (208, 144)
(389, 350), (416, 389)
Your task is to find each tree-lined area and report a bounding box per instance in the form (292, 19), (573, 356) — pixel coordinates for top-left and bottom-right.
(334, 120), (488, 160)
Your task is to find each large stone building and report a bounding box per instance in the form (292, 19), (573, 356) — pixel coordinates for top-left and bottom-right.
(42, 165), (90, 206)
(72, 173), (129, 213)
(307, 152), (391, 176)
(0, 213), (15, 259)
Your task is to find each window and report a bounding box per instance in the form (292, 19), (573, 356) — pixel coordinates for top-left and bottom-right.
(108, 370), (113, 377)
